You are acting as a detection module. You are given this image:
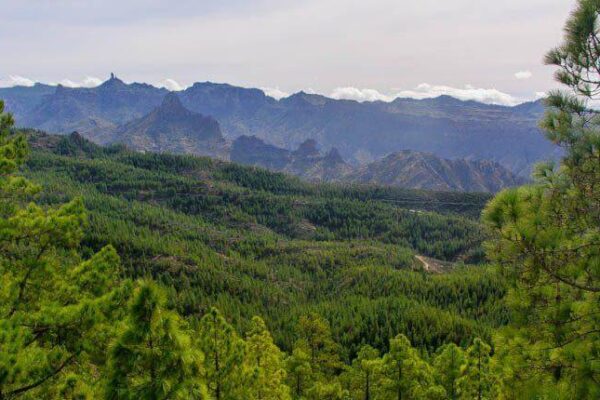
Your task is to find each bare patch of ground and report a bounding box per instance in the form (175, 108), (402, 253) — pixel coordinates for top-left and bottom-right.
(414, 255), (453, 273)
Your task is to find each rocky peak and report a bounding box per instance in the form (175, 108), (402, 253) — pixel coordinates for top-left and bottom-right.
(283, 91), (328, 107)
(293, 139), (320, 158)
(100, 73), (126, 90)
(323, 148), (345, 164)
(160, 92), (185, 112)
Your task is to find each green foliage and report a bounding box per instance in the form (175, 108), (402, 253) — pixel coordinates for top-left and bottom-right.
(295, 313), (343, 378)
(457, 338), (494, 400)
(20, 131), (504, 356)
(378, 334), (440, 400)
(433, 344), (465, 400)
(340, 345), (381, 400)
(305, 380), (346, 400)
(196, 307), (247, 400)
(0, 102), (129, 398)
(286, 348), (312, 398)
(244, 316), (291, 400)
(484, 0), (600, 397)
(105, 281), (206, 400)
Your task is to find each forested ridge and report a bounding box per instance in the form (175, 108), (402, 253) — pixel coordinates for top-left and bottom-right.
(22, 130), (499, 354)
(1, 1), (599, 398)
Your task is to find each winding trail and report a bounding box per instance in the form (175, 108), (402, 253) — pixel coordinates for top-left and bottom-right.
(415, 255), (430, 272)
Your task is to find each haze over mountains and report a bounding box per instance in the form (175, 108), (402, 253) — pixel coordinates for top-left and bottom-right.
(230, 136), (524, 192)
(0, 74), (558, 191)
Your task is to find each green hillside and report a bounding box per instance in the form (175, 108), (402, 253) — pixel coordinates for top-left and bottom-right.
(24, 131), (504, 357)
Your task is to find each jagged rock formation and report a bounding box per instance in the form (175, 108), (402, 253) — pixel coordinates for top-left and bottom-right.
(230, 136), (352, 182)
(110, 92), (227, 158)
(229, 135), (291, 170)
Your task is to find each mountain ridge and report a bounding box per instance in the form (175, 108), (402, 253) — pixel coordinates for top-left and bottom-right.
(230, 135), (525, 192)
(0, 75), (559, 176)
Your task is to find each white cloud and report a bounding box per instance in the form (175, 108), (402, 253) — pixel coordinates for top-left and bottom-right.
(330, 87), (392, 102)
(156, 78), (185, 91)
(82, 76), (102, 87)
(329, 83), (522, 106)
(0, 75), (36, 88)
(261, 87), (290, 100)
(535, 91), (547, 99)
(514, 70), (533, 80)
(57, 76), (102, 88)
(396, 83), (521, 105)
(58, 79), (80, 87)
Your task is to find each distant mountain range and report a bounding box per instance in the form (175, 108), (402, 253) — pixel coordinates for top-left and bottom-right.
(18, 75), (167, 137)
(0, 74), (560, 176)
(0, 74), (558, 191)
(230, 135), (524, 192)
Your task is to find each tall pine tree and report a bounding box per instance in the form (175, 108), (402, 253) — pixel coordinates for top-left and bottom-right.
(197, 307), (246, 400)
(484, 0), (600, 397)
(0, 100), (128, 399)
(105, 281), (206, 399)
(286, 348), (312, 399)
(432, 343), (465, 400)
(340, 345), (381, 400)
(244, 316), (291, 400)
(378, 334), (441, 400)
(457, 339), (494, 400)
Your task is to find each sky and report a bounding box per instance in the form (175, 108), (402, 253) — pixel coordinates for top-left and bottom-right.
(0, 0), (577, 105)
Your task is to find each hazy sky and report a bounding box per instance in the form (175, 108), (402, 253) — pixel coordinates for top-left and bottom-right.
(0, 0), (576, 104)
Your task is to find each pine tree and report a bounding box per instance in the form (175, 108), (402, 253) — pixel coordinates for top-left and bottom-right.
(305, 380), (346, 400)
(433, 343), (465, 400)
(0, 100), (128, 398)
(196, 307), (246, 400)
(244, 316), (291, 400)
(483, 0), (600, 397)
(457, 338), (494, 400)
(105, 281), (207, 399)
(378, 334), (440, 400)
(286, 347), (312, 399)
(295, 313), (342, 378)
(340, 345), (381, 400)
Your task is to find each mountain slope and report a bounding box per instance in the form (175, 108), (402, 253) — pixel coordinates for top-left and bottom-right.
(345, 150), (526, 192)
(107, 92), (226, 157)
(0, 83), (56, 120)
